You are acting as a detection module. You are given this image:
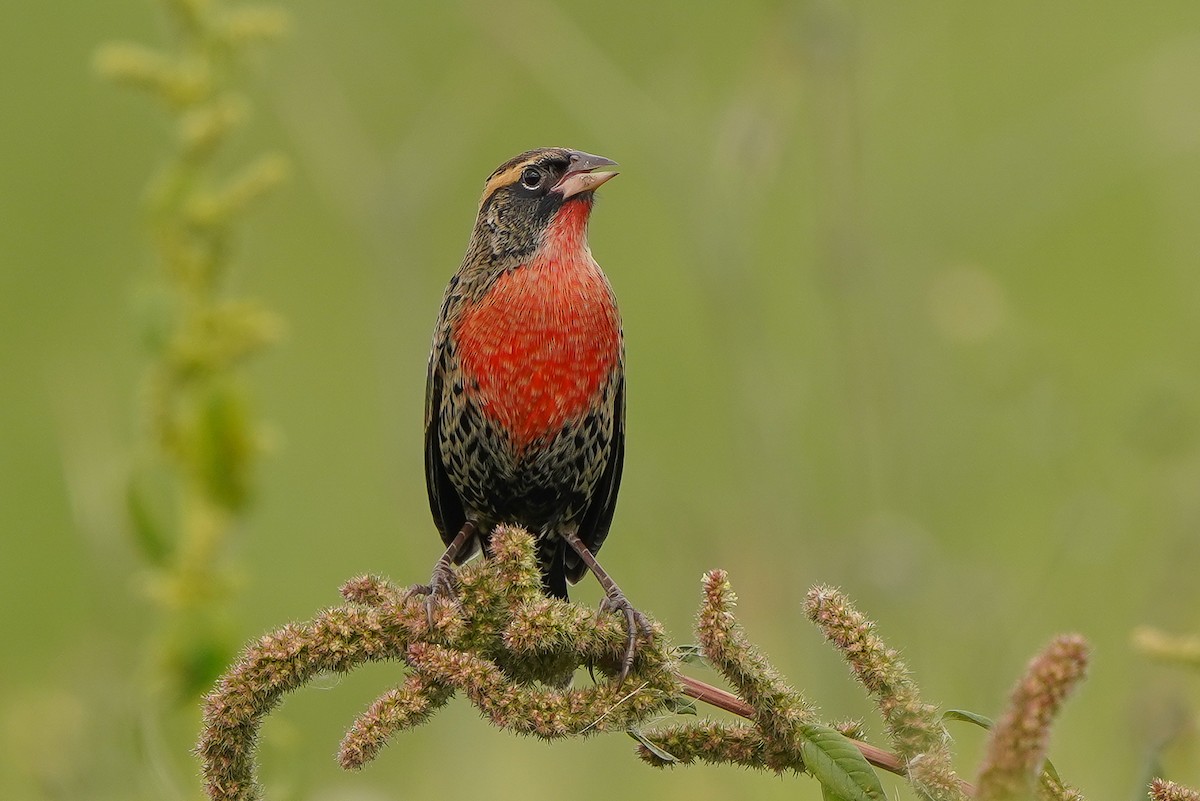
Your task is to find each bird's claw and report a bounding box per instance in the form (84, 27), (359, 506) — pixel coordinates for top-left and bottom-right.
(598, 591), (648, 685)
(404, 561), (461, 629)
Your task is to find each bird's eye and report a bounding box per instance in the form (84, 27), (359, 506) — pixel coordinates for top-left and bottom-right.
(519, 167), (544, 190)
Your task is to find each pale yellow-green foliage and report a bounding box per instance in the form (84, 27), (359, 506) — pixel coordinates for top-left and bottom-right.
(96, 0), (289, 702)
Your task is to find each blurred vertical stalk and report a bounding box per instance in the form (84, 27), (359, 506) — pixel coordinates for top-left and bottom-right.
(96, 0), (289, 703)
(799, 0), (895, 507)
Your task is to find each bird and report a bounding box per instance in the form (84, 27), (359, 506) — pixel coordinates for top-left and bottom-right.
(421, 147), (644, 680)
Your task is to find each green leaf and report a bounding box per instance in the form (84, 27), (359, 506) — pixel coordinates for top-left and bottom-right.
(663, 696), (699, 716)
(627, 729), (677, 763)
(822, 784), (851, 801)
(944, 709), (1064, 786)
(798, 723), (888, 801)
(191, 382), (255, 511)
(126, 470), (173, 565)
(942, 708), (994, 729)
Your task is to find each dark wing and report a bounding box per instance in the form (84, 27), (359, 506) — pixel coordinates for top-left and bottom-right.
(424, 350), (467, 553)
(566, 375), (625, 584)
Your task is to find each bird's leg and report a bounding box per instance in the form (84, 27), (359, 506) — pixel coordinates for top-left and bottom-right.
(408, 522), (476, 627)
(560, 529), (646, 685)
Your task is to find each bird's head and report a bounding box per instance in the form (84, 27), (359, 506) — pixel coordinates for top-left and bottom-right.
(471, 147), (618, 259)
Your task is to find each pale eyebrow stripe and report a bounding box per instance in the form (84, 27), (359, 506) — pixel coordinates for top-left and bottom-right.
(480, 162), (532, 205)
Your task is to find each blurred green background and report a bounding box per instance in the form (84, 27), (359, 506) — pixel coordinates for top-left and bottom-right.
(3, 1), (1200, 799)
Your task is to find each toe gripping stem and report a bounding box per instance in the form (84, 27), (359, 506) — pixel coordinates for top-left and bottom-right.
(560, 529), (645, 685)
(413, 522), (476, 626)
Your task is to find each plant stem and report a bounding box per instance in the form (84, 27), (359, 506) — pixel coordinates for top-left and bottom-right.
(676, 672), (977, 794)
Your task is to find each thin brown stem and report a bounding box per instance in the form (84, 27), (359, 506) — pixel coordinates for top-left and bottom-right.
(675, 672), (976, 795)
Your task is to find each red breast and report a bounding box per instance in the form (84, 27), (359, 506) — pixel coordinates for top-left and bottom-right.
(453, 199), (621, 450)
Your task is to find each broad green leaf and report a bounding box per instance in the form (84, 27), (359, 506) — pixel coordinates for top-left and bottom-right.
(799, 723), (888, 801)
(627, 728), (677, 763)
(822, 784), (851, 801)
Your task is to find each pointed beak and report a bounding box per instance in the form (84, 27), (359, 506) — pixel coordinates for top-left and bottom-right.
(553, 150), (619, 199)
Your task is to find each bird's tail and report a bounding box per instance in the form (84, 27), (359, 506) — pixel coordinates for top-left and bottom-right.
(537, 535), (570, 600)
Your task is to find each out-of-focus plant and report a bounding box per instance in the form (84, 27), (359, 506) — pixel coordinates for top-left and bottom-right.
(1135, 628), (1200, 672)
(95, 0), (289, 703)
(1134, 627), (1200, 795)
(199, 526), (1147, 801)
